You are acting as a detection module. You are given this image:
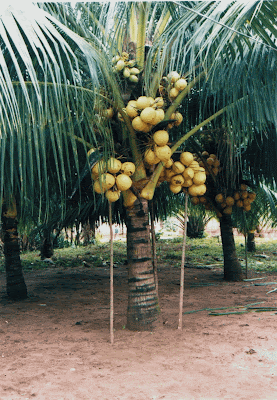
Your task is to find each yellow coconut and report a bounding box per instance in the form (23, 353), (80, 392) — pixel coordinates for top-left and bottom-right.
(91, 159), (106, 176)
(172, 161), (185, 174)
(191, 196), (199, 205)
(197, 184), (207, 196)
(93, 180), (105, 194)
(154, 145), (171, 162)
(130, 67), (140, 75)
(132, 116), (149, 132)
(225, 196), (235, 206)
(244, 204), (251, 212)
(152, 109), (165, 125)
(236, 200), (244, 208)
(169, 184), (182, 194)
(240, 183), (248, 191)
(115, 59), (125, 71)
(182, 178), (193, 187)
(173, 112), (183, 126)
(164, 158), (174, 169)
(199, 196), (207, 204)
(169, 87), (179, 99)
(171, 174), (185, 186)
(180, 151), (194, 166)
(202, 151), (209, 157)
(168, 71), (180, 83)
(136, 96), (151, 109)
(98, 173), (116, 191)
(153, 97), (164, 108)
(165, 168), (176, 182)
(153, 130), (169, 146)
(234, 192), (240, 200)
(188, 184), (200, 197)
(127, 60), (136, 67)
(223, 206), (232, 215)
(140, 107), (157, 124)
(116, 173), (132, 191)
(126, 103), (138, 118)
(213, 159), (220, 167)
(107, 157), (122, 174)
(105, 190), (121, 202)
(240, 191), (248, 199)
(144, 148), (160, 165)
(129, 75), (139, 83)
(123, 68), (131, 78)
(193, 171), (206, 185)
(121, 161), (136, 176)
(189, 161), (200, 171)
(183, 167), (194, 180)
(215, 193), (224, 203)
(206, 157), (214, 165)
(174, 78), (187, 91)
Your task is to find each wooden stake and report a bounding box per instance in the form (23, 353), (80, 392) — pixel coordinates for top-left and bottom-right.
(178, 192), (188, 330)
(108, 202), (114, 345)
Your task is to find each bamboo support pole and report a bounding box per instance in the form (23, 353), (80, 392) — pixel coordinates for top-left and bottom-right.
(178, 192), (188, 330)
(109, 202), (114, 345)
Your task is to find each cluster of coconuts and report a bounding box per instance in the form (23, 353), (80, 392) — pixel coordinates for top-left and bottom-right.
(122, 96), (165, 133)
(157, 151), (207, 196)
(159, 71), (188, 101)
(214, 184), (256, 215)
(90, 155), (136, 202)
(194, 151), (221, 176)
(144, 129), (171, 166)
(112, 52), (140, 83)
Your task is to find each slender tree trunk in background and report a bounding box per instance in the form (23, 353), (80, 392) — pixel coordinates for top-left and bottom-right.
(220, 214), (243, 281)
(2, 201), (27, 300)
(125, 198), (159, 331)
(40, 228), (54, 260)
(247, 231), (256, 252)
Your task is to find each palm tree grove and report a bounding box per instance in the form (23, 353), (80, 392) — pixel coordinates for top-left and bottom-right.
(1, 2), (277, 398)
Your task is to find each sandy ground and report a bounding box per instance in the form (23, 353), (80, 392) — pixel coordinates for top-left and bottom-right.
(1, 259), (277, 400)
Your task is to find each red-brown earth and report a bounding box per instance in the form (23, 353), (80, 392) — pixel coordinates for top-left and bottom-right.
(1, 260), (277, 400)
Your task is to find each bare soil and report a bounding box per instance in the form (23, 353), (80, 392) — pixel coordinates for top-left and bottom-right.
(1, 260), (277, 400)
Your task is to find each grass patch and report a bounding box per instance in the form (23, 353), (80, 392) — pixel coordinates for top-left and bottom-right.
(0, 236), (277, 274)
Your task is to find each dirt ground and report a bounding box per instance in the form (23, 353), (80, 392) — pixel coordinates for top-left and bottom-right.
(1, 260), (277, 400)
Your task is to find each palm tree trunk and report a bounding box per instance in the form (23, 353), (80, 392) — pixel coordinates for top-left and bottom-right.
(125, 198), (159, 330)
(40, 228), (54, 260)
(219, 214), (243, 281)
(247, 231), (256, 252)
(2, 203), (27, 300)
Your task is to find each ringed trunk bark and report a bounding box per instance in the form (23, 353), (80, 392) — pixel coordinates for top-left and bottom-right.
(219, 214), (243, 281)
(125, 198), (159, 331)
(2, 205), (27, 300)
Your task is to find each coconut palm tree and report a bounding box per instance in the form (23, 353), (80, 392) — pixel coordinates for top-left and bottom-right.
(2, 1), (277, 329)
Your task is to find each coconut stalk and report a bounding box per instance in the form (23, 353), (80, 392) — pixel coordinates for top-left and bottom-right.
(108, 202), (114, 345)
(149, 200), (159, 299)
(178, 191), (188, 330)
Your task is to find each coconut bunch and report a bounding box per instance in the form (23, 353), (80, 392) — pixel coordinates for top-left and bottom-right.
(90, 156), (135, 202)
(144, 129), (172, 167)
(112, 52), (140, 83)
(194, 151), (221, 176)
(159, 71), (188, 101)
(123, 96), (165, 133)
(213, 184), (256, 215)
(155, 151), (207, 196)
